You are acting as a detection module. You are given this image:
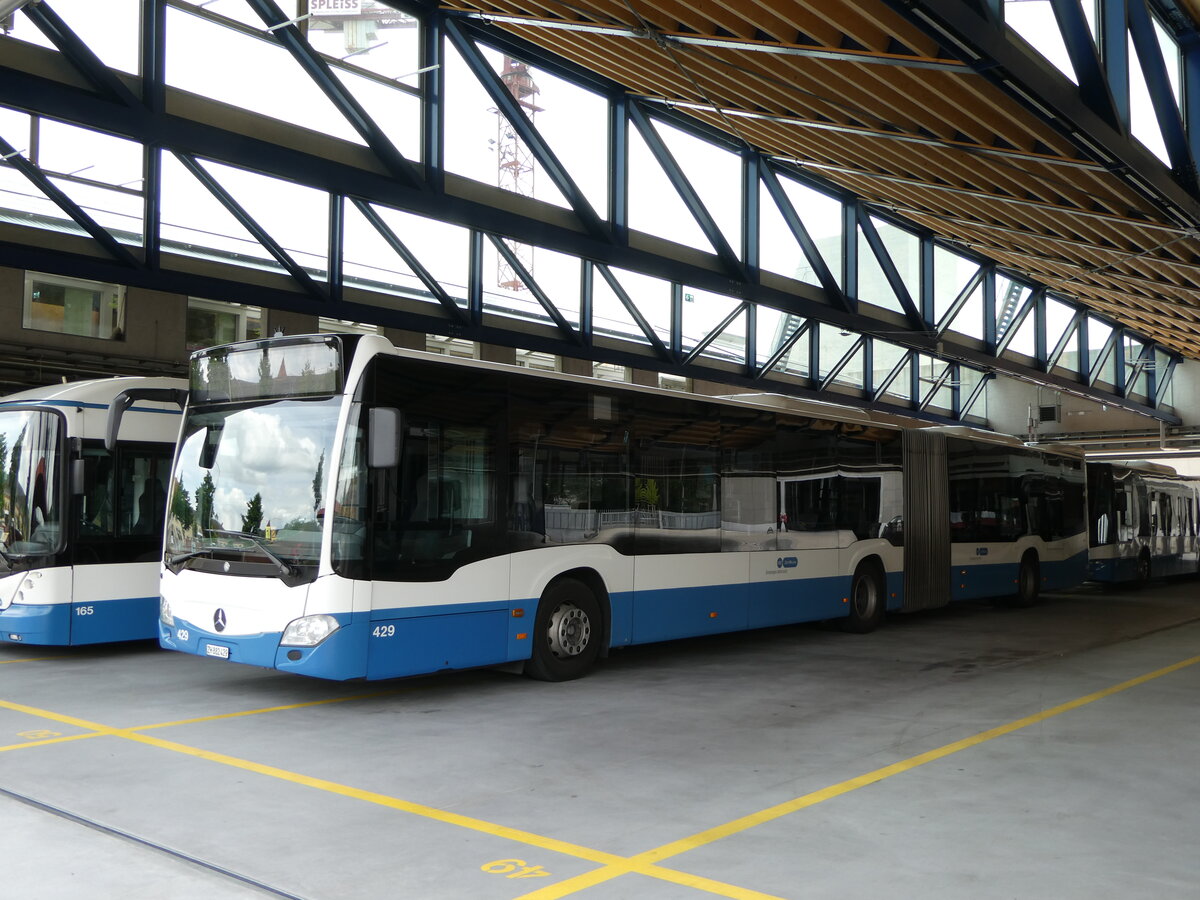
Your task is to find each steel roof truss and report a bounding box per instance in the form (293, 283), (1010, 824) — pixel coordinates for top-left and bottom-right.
(872, 347), (913, 402)
(1049, 0), (1124, 131)
(1156, 354), (1180, 406)
(244, 0), (420, 191)
(1126, 0), (1195, 183)
(682, 301), (749, 367)
(328, 193), (343, 304)
(1124, 338), (1156, 395)
(994, 286), (1042, 355)
(819, 334), (867, 392)
(918, 360), (955, 411)
(959, 371), (995, 419)
(442, 17), (609, 243)
(1046, 308), (1085, 372)
(935, 267), (986, 338)
(0, 134), (140, 268)
(1088, 326), (1122, 386)
(594, 263), (673, 362)
(627, 100), (748, 282)
(486, 232), (580, 343)
(759, 159), (853, 312)
(856, 206), (927, 331)
(756, 317), (813, 380)
(24, 1), (140, 108)
(348, 198), (466, 325)
(176, 152), (327, 302)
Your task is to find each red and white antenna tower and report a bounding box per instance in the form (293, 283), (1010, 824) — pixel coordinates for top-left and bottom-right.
(495, 57), (541, 291)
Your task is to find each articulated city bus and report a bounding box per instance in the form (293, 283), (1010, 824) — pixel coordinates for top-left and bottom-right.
(0, 377), (185, 645)
(156, 333), (1088, 681)
(1087, 460), (1200, 583)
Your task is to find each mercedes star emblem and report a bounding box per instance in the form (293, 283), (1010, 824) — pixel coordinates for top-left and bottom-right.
(213, 609), (227, 632)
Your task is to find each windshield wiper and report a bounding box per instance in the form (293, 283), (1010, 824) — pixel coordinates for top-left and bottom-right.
(208, 529), (297, 577)
(167, 548), (215, 567)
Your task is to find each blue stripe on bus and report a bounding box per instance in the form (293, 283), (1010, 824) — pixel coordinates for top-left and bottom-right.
(70, 596), (159, 644)
(950, 551), (1089, 601)
(0, 399), (182, 415)
(0, 596), (159, 645)
(0, 602), (70, 645)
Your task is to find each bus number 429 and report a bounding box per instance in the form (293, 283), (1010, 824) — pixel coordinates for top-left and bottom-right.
(372, 625), (395, 638)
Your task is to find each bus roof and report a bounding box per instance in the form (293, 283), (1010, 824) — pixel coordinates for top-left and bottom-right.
(0, 376), (186, 409)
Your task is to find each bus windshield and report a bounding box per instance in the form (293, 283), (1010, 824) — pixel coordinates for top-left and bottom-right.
(0, 408), (64, 561)
(165, 397), (341, 577)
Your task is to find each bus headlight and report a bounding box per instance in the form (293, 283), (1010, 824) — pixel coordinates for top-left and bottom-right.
(280, 614), (340, 647)
(160, 596), (174, 626)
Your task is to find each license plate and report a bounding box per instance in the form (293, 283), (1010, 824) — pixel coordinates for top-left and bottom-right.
(205, 643), (230, 659)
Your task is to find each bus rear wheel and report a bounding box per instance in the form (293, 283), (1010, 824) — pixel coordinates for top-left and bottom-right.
(1002, 552), (1040, 608)
(1136, 551), (1151, 586)
(839, 562), (885, 634)
(524, 578), (602, 682)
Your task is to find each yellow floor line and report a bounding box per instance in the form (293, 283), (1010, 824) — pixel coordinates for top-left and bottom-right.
(0, 657), (60, 665)
(0, 732), (105, 753)
(4, 652), (1199, 900)
(130, 690), (403, 732)
(512, 652), (1200, 900)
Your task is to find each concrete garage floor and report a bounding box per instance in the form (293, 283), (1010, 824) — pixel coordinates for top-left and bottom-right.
(3, 579), (1200, 900)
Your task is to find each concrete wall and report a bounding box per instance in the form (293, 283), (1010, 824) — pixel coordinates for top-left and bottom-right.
(0, 265), (188, 389)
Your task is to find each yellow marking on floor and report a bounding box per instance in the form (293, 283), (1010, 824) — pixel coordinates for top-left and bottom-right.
(129, 690), (403, 732)
(0, 695), (623, 866)
(4, 652), (1198, 900)
(0, 732), (105, 753)
(0, 694), (775, 898)
(0, 656), (59, 665)
(512, 652), (1200, 900)
(0, 698), (122, 734)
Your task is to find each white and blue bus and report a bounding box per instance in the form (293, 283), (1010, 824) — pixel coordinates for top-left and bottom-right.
(0, 377), (185, 645)
(1087, 460), (1200, 583)
(156, 333), (1088, 681)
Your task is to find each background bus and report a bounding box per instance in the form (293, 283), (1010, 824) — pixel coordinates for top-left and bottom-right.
(156, 334), (1088, 682)
(1087, 460), (1200, 583)
(0, 377), (185, 645)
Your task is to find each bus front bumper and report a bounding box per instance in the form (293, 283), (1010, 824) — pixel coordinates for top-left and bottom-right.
(159, 613), (365, 680)
(0, 602), (70, 645)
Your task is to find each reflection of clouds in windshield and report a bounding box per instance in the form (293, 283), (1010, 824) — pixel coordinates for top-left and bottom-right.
(177, 405), (332, 534)
(214, 410), (321, 528)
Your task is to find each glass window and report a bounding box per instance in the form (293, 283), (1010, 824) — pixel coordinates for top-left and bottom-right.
(0, 408), (64, 557)
(187, 299), (263, 353)
(631, 395), (720, 554)
(23, 272), (125, 340)
(359, 357), (504, 581)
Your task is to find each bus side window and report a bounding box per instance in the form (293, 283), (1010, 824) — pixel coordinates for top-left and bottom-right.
(80, 448), (115, 536)
(116, 448), (172, 538)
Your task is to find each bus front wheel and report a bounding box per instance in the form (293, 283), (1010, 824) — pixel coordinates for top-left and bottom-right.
(525, 578), (602, 682)
(839, 562), (885, 634)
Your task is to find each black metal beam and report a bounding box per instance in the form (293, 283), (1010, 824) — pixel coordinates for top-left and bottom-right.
(243, 0), (422, 191)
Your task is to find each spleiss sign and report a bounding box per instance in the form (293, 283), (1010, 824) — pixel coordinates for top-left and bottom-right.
(310, 0), (361, 15)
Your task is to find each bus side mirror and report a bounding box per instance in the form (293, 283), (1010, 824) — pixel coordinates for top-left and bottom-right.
(199, 424), (224, 469)
(369, 407), (402, 469)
